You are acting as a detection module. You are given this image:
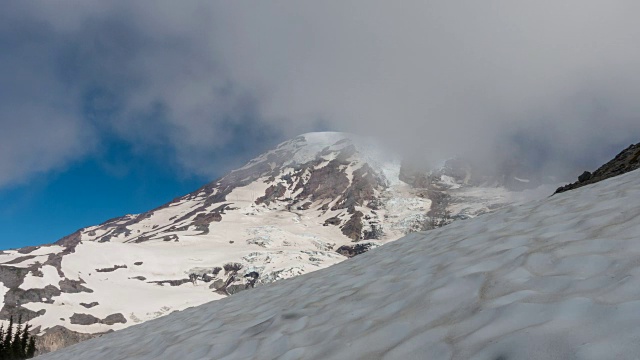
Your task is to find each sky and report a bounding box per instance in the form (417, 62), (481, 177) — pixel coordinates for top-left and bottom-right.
(2, 1), (640, 248)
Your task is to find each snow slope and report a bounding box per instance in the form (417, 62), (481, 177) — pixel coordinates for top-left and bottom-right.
(37, 169), (640, 359)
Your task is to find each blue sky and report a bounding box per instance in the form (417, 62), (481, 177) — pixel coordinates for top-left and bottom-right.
(0, 148), (206, 249)
(2, 2), (640, 249)
(0, 136), (287, 249)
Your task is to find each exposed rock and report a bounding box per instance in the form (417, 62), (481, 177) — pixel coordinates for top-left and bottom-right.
(256, 183), (287, 205)
(110, 225), (132, 239)
(341, 211), (364, 241)
(69, 312), (126, 326)
(133, 261), (143, 266)
(130, 276), (146, 281)
(69, 313), (101, 325)
(0, 264), (31, 289)
(167, 204), (228, 235)
(79, 302), (99, 309)
(16, 246), (40, 255)
(95, 265), (127, 273)
(323, 216), (341, 226)
(226, 283), (251, 295)
(192, 211), (223, 226)
(131, 235), (151, 244)
(44, 241), (83, 277)
(578, 171), (592, 183)
(34, 326), (108, 356)
(53, 230), (82, 249)
(425, 190), (453, 230)
(163, 235), (179, 242)
(0, 303), (46, 322)
(59, 278), (93, 294)
(210, 279), (225, 290)
(555, 143), (640, 194)
(223, 262), (243, 275)
(336, 242), (377, 258)
(332, 164), (386, 211)
(98, 235), (112, 243)
(1, 255), (37, 265)
(31, 268), (44, 277)
(244, 271), (259, 279)
(296, 158), (351, 203)
(102, 313), (127, 325)
(296, 202), (312, 210)
(363, 224), (383, 240)
(0, 265), (57, 320)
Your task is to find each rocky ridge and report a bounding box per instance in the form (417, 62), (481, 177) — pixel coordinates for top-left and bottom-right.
(555, 142), (640, 194)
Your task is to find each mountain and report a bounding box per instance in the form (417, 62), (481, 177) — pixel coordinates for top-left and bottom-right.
(37, 153), (640, 359)
(0, 132), (552, 354)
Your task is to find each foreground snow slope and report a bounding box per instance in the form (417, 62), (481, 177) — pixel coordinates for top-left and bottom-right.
(39, 169), (640, 359)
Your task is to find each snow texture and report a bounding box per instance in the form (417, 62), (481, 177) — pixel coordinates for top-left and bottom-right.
(38, 169), (640, 359)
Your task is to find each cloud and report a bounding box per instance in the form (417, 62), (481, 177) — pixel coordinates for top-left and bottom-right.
(2, 1), (640, 187)
(210, 1), (640, 173)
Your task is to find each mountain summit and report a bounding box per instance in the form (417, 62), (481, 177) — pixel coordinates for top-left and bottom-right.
(0, 132), (548, 354)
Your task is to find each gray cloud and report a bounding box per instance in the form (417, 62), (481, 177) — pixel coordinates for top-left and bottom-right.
(2, 1), (640, 187)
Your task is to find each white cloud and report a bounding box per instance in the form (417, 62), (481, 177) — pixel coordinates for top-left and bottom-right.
(2, 1), (640, 187)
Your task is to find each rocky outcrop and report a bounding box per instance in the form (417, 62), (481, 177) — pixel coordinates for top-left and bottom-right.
(555, 143), (640, 194)
(163, 235), (179, 242)
(190, 211), (223, 234)
(70, 313), (127, 325)
(102, 313), (127, 325)
(59, 279), (93, 293)
(296, 159), (351, 203)
(0, 265), (55, 320)
(193, 212), (223, 225)
(335, 242), (377, 258)
(34, 326), (108, 356)
(95, 265), (127, 273)
(2, 255), (37, 265)
(79, 302), (99, 309)
(256, 184), (287, 205)
(323, 216), (341, 226)
(53, 230), (82, 248)
(210, 266), (259, 296)
(69, 313), (101, 325)
(341, 211), (364, 241)
(425, 190), (453, 230)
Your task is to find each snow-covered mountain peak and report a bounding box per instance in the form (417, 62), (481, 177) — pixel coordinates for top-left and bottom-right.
(0, 131), (554, 355)
(39, 163), (640, 360)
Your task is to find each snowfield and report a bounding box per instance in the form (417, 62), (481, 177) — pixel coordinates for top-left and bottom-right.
(38, 169), (640, 359)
